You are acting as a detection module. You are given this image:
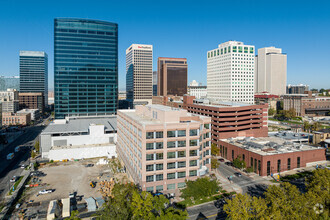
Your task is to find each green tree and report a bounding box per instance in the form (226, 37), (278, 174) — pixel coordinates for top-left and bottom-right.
(211, 143), (220, 156)
(303, 121), (311, 132)
(34, 140), (40, 153)
(211, 158), (220, 169)
(66, 210), (81, 220)
(180, 177), (220, 202)
(232, 155), (246, 169)
(319, 88), (325, 94)
(311, 122), (321, 131)
(268, 108), (276, 116)
(31, 150), (36, 159)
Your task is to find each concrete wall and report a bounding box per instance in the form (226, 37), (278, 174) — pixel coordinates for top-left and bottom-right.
(48, 145), (117, 160)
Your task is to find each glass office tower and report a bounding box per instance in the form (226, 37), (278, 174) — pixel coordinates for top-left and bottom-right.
(54, 18), (118, 119)
(19, 51), (48, 106)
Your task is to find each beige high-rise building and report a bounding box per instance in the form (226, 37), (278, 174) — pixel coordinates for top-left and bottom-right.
(117, 105), (211, 194)
(255, 47), (287, 95)
(126, 44), (153, 108)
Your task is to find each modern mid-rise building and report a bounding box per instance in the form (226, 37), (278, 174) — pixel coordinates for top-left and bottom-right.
(54, 18), (118, 119)
(19, 92), (44, 113)
(19, 51), (48, 106)
(286, 84), (309, 94)
(0, 89), (19, 113)
(157, 57), (187, 97)
(255, 47), (287, 95)
(153, 71), (157, 96)
(17, 109), (40, 121)
(0, 76), (20, 91)
(126, 44), (153, 108)
(117, 105), (211, 194)
(188, 81), (207, 99)
(207, 41), (255, 104)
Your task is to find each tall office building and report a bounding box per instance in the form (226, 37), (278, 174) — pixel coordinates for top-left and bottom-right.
(255, 47), (287, 95)
(157, 57), (187, 97)
(19, 51), (48, 106)
(0, 76), (20, 91)
(207, 41), (255, 104)
(126, 44), (153, 107)
(54, 18), (118, 119)
(153, 71), (157, 96)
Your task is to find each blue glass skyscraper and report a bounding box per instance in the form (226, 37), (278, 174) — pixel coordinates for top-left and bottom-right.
(54, 18), (118, 119)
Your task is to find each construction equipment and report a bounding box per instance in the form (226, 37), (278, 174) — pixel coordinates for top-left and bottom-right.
(90, 181), (96, 188)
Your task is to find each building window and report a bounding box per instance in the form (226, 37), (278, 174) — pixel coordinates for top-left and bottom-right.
(178, 161), (186, 168)
(178, 141), (186, 148)
(156, 185), (163, 192)
(167, 173), (175, 179)
(155, 131), (163, 138)
(167, 141), (176, 148)
(146, 143), (154, 150)
(146, 175), (154, 182)
(242, 154), (245, 161)
(277, 160), (281, 173)
(167, 130), (176, 138)
(146, 132), (154, 139)
(189, 160), (197, 167)
(167, 183), (175, 190)
(225, 147), (227, 159)
(177, 171), (186, 178)
(238, 46), (242, 53)
(178, 151), (186, 158)
(233, 46), (237, 52)
(254, 159), (257, 173)
(146, 164), (154, 171)
(204, 124), (210, 129)
(287, 158), (291, 170)
(178, 182), (186, 188)
(297, 157), (300, 168)
(190, 129), (198, 136)
(156, 153), (163, 160)
(267, 161), (271, 176)
(156, 163), (163, 170)
(232, 150), (234, 160)
(178, 130), (186, 137)
(258, 160), (261, 174)
(190, 139), (198, 146)
(167, 162), (176, 169)
(146, 154), (153, 161)
(146, 186), (154, 192)
(250, 157), (253, 168)
(155, 142), (163, 149)
(189, 170), (197, 177)
(156, 174), (163, 181)
(167, 152), (176, 159)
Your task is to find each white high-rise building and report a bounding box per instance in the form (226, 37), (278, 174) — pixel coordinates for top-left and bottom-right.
(207, 41), (255, 104)
(126, 44), (153, 107)
(255, 47), (287, 95)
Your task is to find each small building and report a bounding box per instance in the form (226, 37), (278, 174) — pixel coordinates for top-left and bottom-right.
(17, 109), (40, 121)
(2, 112), (31, 126)
(40, 116), (117, 160)
(85, 197), (97, 212)
(313, 128), (330, 147)
(254, 92), (281, 111)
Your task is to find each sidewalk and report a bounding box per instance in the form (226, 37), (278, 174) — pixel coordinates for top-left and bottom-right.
(214, 170), (242, 194)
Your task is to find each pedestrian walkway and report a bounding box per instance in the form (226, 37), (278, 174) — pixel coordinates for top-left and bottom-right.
(214, 170), (242, 194)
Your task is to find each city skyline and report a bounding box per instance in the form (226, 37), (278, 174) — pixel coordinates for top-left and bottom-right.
(0, 0), (329, 90)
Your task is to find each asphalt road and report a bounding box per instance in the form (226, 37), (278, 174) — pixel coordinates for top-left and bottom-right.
(0, 117), (51, 199)
(188, 201), (226, 220)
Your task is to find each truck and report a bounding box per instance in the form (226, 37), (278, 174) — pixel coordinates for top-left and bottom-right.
(15, 146), (20, 152)
(7, 153), (14, 160)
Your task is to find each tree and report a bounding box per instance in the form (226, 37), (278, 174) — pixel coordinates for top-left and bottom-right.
(34, 140), (40, 153)
(31, 150), (36, 159)
(211, 143), (220, 156)
(180, 177), (220, 202)
(284, 108), (296, 119)
(232, 155), (246, 169)
(66, 210), (81, 220)
(311, 122), (321, 131)
(268, 108), (276, 116)
(319, 88), (325, 94)
(303, 121), (311, 132)
(211, 158), (220, 169)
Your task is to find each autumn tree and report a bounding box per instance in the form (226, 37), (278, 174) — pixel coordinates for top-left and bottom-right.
(211, 143), (220, 156)
(180, 177), (220, 202)
(232, 155), (246, 169)
(268, 108), (276, 116)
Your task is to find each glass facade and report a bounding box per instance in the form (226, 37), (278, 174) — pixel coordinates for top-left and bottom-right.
(54, 18), (118, 119)
(19, 51), (48, 106)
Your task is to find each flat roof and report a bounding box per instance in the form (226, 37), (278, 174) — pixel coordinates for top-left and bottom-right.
(194, 99), (253, 108)
(42, 116), (117, 134)
(221, 133), (322, 156)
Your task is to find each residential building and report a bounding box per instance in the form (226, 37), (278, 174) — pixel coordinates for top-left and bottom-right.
(54, 18), (118, 119)
(126, 44), (153, 108)
(0, 76), (20, 91)
(207, 41), (255, 104)
(183, 96), (268, 142)
(117, 105), (211, 194)
(218, 135), (326, 176)
(188, 81), (207, 99)
(286, 84), (309, 94)
(283, 91), (330, 116)
(17, 109), (40, 121)
(0, 89), (19, 113)
(2, 112), (31, 126)
(19, 51), (48, 106)
(255, 47), (287, 95)
(19, 93), (44, 113)
(153, 71), (157, 96)
(255, 92), (281, 111)
(157, 57), (187, 96)
(40, 116), (117, 160)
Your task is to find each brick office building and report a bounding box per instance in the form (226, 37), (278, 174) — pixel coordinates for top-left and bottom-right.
(219, 136), (326, 176)
(19, 92), (44, 113)
(2, 112), (31, 126)
(182, 96), (268, 145)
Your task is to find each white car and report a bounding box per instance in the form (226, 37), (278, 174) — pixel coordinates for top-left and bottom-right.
(20, 164), (25, 169)
(10, 176), (18, 183)
(39, 189), (53, 195)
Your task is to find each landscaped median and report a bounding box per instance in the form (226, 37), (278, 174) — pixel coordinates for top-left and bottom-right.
(8, 176), (24, 195)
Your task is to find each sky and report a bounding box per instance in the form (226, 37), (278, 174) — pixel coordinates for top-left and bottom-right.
(0, 0), (329, 91)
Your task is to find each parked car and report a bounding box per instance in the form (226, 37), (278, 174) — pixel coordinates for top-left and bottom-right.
(234, 172), (242, 177)
(10, 176), (18, 183)
(219, 158), (225, 162)
(39, 189), (53, 195)
(20, 164), (25, 169)
(85, 164), (94, 167)
(225, 162), (233, 166)
(15, 203), (21, 209)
